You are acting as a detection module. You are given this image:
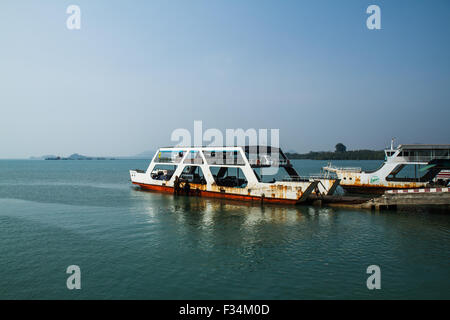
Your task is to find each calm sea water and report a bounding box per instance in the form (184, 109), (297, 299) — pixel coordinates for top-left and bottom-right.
(0, 159), (449, 299)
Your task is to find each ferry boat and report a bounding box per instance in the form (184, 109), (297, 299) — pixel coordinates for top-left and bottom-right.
(130, 146), (339, 204)
(323, 142), (450, 194)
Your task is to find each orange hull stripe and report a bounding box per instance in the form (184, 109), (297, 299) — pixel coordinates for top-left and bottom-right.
(132, 182), (298, 204)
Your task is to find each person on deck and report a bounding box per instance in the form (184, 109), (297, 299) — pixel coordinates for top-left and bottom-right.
(174, 176), (181, 195)
(183, 181), (191, 196)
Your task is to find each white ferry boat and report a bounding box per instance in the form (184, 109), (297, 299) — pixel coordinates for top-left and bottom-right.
(130, 146), (339, 204)
(323, 142), (450, 194)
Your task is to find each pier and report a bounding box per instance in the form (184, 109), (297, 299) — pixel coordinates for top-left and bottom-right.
(308, 187), (450, 211)
(361, 187), (450, 211)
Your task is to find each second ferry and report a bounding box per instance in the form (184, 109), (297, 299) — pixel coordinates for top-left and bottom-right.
(323, 142), (450, 194)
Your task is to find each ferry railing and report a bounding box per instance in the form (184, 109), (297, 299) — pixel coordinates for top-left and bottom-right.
(308, 173), (336, 179)
(282, 176), (317, 182)
(247, 159), (289, 166)
(391, 155), (450, 163)
(324, 166), (362, 173)
(205, 160), (246, 166)
(155, 158), (183, 164)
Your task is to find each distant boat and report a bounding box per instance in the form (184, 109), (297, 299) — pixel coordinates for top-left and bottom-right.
(44, 153), (113, 160)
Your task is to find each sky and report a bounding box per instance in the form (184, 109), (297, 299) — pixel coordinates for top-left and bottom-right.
(1, 0), (449, 158)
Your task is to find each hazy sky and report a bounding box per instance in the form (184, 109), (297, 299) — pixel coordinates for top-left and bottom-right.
(1, 0), (449, 158)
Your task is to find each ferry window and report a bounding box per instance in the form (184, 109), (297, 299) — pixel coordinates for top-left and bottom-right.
(245, 146), (285, 164)
(183, 151), (204, 164)
(155, 150), (185, 164)
(386, 164), (428, 180)
(151, 164), (177, 181)
(417, 150), (430, 159)
(203, 151), (219, 164)
(253, 167), (286, 183)
(246, 151), (284, 166)
(204, 150), (245, 166)
(209, 166), (248, 188)
(180, 166), (206, 184)
(434, 150), (449, 158)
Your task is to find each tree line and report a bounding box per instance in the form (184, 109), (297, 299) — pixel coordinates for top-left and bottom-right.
(285, 143), (385, 160)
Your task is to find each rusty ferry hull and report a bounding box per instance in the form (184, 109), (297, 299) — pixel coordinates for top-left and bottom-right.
(132, 181), (316, 204)
(130, 146), (327, 205)
(339, 181), (428, 195)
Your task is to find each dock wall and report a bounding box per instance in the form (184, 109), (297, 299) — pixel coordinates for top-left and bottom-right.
(362, 188), (450, 211)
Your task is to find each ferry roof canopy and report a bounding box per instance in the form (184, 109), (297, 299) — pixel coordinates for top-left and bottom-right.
(160, 145), (283, 151)
(398, 144), (450, 150)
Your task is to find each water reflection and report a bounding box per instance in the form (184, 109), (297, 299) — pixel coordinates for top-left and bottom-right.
(131, 189), (450, 273)
(131, 188), (339, 246)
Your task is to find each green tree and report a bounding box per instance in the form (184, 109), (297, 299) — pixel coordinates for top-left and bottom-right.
(335, 143), (347, 153)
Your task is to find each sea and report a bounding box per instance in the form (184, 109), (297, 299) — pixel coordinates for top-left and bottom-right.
(0, 159), (449, 299)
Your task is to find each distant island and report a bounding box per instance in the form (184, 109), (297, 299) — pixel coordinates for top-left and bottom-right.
(286, 143), (385, 160)
(44, 153), (116, 160)
(29, 150), (156, 160)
